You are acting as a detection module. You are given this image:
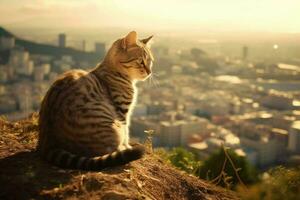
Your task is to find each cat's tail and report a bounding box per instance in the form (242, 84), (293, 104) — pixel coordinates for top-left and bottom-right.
(42, 145), (145, 170)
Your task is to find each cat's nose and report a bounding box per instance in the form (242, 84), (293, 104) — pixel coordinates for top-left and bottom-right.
(144, 66), (151, 74)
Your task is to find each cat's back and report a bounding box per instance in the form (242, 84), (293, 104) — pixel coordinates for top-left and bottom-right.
(39, 69), (92, 122)
(51, 69), (88, 90)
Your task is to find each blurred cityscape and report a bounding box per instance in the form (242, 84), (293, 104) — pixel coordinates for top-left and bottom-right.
(0, 26), (300, 171)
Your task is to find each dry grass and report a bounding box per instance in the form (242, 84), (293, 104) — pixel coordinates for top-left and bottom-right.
(0, 115), (239, 200)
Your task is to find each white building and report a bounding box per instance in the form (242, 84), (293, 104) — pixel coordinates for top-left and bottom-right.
(41, 63), (51, 75)
(9, 48), (35, 76)
(158, 112), (208, 147)
(34, 67), (45, 81)
(240, 136), (278, 167)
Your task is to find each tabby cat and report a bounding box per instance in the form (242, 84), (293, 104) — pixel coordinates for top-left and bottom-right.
(37, 31), (154, 170)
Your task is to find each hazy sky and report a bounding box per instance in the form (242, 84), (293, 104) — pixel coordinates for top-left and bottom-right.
(1, 0), (300, 33)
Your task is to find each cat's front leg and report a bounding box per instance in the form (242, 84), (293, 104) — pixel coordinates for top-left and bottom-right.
(123, 125), (132, 149)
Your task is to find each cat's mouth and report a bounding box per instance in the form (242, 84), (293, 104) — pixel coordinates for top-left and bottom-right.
(141, 69), (151, 80)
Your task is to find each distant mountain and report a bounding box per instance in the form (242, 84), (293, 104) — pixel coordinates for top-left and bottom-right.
(0, 27), (14, 37)
(0, 27), (103, 65)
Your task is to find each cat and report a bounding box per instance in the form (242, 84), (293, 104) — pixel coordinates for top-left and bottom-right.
(37, 31), (154, 170)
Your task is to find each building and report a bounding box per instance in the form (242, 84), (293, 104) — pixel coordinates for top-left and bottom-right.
(95, 42), (105, 55)
(34, 66), (45, 81)
(132, 104), (147, 117)
(130, 116), (160, 143)
(242, 46), (248, 60)
(0, 36), (15, 50)
(260, 91), (293, 110)
(160, 121), (181, 147)
(180, 118), (205, 145)
(131, 112), (207, 148)
(41, 63), (51, 75)
(288, 121), (300, 154)
(0, 96), (17, 113)
(16, 85), (33, 112)
(171, 65), (182, 74)
(240, 135), (279, 167)
(9, 48), (34, 76)
(159, 112), (207, 147)
(0, 67), (8, 82)
(147, 102), (166, 115)
(58, 33), (66, 48)
(82, 40), (86, 52)
(49, 72), (58, 82)
(241, 147), (258, 166)
(188, 125), (241, 160)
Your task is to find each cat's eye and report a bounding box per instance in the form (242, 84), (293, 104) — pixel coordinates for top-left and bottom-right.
(120, 58), (137, 63)
(138, 58), (143, 64)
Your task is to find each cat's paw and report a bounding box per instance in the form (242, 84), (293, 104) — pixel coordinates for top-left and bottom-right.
(118, 145), (127, 151)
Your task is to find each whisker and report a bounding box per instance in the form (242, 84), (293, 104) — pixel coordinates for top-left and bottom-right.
(150, 75), (155, 87)
(149, 76), (153, 87)
(152, 72), (160, 77)
(151, 75), (160, 88)
(146, 74), (154, 87)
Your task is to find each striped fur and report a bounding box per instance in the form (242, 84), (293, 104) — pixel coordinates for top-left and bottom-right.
(37, 31), (153, 170)
(44, 146), (145, 170)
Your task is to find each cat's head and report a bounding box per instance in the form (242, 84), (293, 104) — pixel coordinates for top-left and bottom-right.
(104, 31), (154, 81)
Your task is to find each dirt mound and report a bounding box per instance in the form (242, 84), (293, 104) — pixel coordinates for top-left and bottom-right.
(0, 115), (239, 200)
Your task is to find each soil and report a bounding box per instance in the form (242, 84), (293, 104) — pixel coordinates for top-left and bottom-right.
(0, 115), (239, 200)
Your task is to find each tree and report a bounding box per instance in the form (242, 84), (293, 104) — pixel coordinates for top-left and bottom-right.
(196, 147), (258, 189)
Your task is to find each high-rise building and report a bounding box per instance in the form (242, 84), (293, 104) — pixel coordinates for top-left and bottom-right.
(58, 33), (66, 48)
(82, 40), (86, 52)
(288, 121), (300, 154)
(243, 46), (248, 60)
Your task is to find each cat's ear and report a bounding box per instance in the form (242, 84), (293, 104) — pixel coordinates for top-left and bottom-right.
(141, 35), (153, 47)
(121, 31), (137, 50)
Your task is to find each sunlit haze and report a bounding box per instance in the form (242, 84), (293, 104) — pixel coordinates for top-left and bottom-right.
(1, 0), (300, 198)
(1, 0), (300, 33)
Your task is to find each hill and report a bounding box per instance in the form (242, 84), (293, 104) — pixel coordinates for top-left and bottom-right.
(0, 115), (239, 200)
(0, 27), (102, 64)
(0, 27), (14, 37)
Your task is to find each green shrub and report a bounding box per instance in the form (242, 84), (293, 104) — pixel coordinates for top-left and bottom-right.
(166, 147), (200, 174)
(238, 166), (300, 200)
(196, 147), (258, 189)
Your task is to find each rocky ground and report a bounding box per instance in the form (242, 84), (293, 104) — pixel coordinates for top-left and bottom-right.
(0, 115), (239, 200)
